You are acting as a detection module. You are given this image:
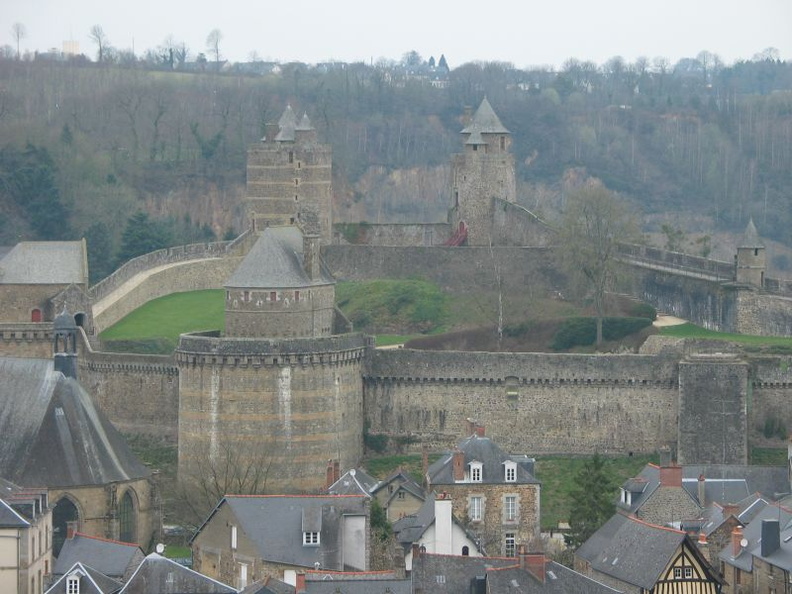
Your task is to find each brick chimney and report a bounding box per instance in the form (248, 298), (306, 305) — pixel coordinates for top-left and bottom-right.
(333, 460), (340, 484)
(325, 460), (336, 490)
(731, 526), (744, 557)
(659, 464), (682, 488)
(518, 545), (546, 583)
(698, 474), (706, 506)
(296, 572), (306, 593)
(452, 449), (465, 481)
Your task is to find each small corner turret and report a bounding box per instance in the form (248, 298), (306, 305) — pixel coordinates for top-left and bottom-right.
(53, 308), (78, 379)
(735, 218), (766, 287)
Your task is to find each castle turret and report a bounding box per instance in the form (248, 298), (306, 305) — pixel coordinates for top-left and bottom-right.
(245, 105), (333, 244)
(449, 97), (516, 246)
(735, 218), (766, 287)
(53, 308), (78, 379)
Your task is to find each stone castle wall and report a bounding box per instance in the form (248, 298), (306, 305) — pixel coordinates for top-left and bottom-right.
(336, 223), (451, 247)
(490, 200), (556, 247)
(0, 323), (53, 358)
(363, 349), (680, 455)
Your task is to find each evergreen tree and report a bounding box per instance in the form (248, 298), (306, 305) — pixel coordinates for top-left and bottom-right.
(117, 211), (172, 265)
(564, 454), (616, 549)
(84, 221), (115, 283)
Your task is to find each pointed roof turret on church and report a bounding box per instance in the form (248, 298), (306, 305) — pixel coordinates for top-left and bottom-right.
(296, 112), (314, 131)
(460, 97), (510, 135)
(740, 218), (764, 248)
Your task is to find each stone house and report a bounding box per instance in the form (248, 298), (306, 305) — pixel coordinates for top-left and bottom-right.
(191, 495), (369, 590)
(425, 427), (540, 556)
(327, 465), (425, 522)
(575, 512), (724, 593)
(0, 480), (51, 594)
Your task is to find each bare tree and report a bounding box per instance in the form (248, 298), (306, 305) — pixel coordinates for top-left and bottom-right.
(206, 29), (222, 66)
(556, 182), (637, 345)
(89, 25), (110, 63)
(11, 23), (25, 60)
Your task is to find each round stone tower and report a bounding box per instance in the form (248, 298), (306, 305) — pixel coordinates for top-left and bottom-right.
(449, 97), (517, 246)
(735, 218), (766, 287)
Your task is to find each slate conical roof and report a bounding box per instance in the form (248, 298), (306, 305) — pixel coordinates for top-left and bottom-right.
(740, 218), (764, 248)
(275, 104), (297, 141)
(296, 112), (314, 131)
(460, 97), (510, 135)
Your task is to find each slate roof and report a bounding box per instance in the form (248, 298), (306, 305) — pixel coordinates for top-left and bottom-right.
(119, 553), (237, 593)
(304, 572), (410, 594)
(698, 493), (769, 536)
(0, 497), (29, 528)
(485, 563), (621, 593)
(392, 496), (437, 545)
(327, 468), (379, 497)
(575, 512), (706, 590)
(371, 468), (425, 502)
(750, 519), (792, 572)
(740, 217), (764, 248)
(275, 105), (297, 142)
(460, 97), (510, 135)
(410, 552), (516, 593)
(54, 533), (143, 580)
(46, 562), (123, 594)
(193, 495), (368, 570)
(428, 434), (539, 486)
(0, 357), (150, 488)
(240, 576), (294, 594)
(0, 477), (47, 526)
(225, 227), (334, 289)
(0, 240), (87, 285)
(619, 463), (788, 515)
(718, 502), (792, 573)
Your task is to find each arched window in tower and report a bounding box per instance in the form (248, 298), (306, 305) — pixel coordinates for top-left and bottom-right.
(119, 491), (136, 543)
(52, 497), (80, 556)
(31, 308), (42, 322)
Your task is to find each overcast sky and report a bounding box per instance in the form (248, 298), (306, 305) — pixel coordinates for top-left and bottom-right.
(3, 0), (791, 69)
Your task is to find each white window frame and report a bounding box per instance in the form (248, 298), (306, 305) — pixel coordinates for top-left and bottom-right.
(470, 462), (483, 483)
(469, 496), (482, 521)
(684, 566), (693, 579)
(230, 525), (238, 550)
(303, 531), (320, 546)
(505, 495), (517, 521)
(67, 576), (80, 594)
(673, 567), (682, 579)
(504, 461), (517, 482)
(505, 533), (516, 557)
(239, 562), (248, 589)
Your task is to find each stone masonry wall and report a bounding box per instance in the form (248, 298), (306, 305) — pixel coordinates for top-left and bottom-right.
(336, 223), (451, 247)
(364, 349), (679, 455)
(490, 200), (555, 247)
(0, 323), (53, 358)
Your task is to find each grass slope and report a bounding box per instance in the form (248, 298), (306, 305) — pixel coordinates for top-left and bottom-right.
(100, 290), (224, 352)
(660, 323), (792, 352)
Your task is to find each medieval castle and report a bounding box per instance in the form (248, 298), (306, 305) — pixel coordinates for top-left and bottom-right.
(3, 99), (792, 504)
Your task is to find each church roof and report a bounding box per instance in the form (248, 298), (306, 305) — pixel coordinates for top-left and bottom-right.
(740, 218), (764, 248)
(0, 240), (87, 285)
(0, 357), (150, 488)
(225, 227), (334, 289)
(460, 97), (510, 135)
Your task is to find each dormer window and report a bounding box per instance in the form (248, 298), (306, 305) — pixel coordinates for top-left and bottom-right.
(470, 462), (482, 483)
(67, 575), (80, 594)
(620, 488), (632, 506)
(303, 531), (320, 545)
(231, 525), (238, 550)
(504, 461), (517, 483)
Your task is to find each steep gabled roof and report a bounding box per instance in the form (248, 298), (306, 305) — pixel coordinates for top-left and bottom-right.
(0, 240), (87, 285)
(54, 533), (143, 580)
(0, 357), (150, 488)
(45, 562), (123, 594)
(328, 468), (379, 497)
(225, 227), (334, 289)
(119, 553), (236, 593)
(194, 495), (368, 570)
(428, 434), (539, 486)
(410, 553), (515, 593)
(275, 105), (298, 142)
(718, 502), (792, 572)
(460, 97), (510, 135)
(486, 562), (621, 593)
(576, 512), (718, 590)
(0, 497), (29, 528)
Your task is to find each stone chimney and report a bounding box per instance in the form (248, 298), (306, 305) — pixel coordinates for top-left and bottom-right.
(518, 545), (546, 583)
(296, 572), (306, 593)
(66, 521), (78, 540)
(659, 464), (682, 488)
(452, 450), (465, 481)
(394, 543), (406, 579)
(659, 445), (672, 467)
(303, 233), (322, 281)
(434, 493), (453, 555)
(761, 519), (781, 558)
(731, 526), (744, 557)
(698, 474), (706, 506)
(697, 532), (707, 547)
(264, 122), (279, 143)
(465, 418), (476, 436)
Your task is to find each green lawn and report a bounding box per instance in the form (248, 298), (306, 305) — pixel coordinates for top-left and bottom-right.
(660, 323), (792, 349)
(99, 290), (225, 352)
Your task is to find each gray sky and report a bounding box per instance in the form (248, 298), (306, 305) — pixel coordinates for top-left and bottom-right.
(3, 0), (791, 69)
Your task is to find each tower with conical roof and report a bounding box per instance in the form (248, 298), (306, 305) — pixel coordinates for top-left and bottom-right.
(735, 218), (766, 287)
(245, 105), (333, 243)
(449, 97), (517, 245)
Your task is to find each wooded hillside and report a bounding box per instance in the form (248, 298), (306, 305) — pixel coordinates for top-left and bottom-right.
(1, 53), (790, 280)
